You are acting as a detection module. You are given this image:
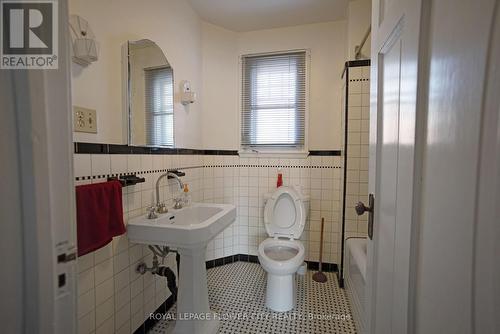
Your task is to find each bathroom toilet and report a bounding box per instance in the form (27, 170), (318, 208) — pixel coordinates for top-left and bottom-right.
(258, 186), (309, 312)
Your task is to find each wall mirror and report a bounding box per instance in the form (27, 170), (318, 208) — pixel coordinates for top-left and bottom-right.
(126, 39), (174, 147)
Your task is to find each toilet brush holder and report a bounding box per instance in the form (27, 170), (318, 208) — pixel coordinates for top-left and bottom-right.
(313, 218), (328, 283)
(297, 262), (307, 276)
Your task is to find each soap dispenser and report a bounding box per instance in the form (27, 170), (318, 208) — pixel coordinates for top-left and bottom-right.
(183, 184), (191, 207)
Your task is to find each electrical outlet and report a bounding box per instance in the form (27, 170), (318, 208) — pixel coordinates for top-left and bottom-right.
(73, 106), (97, 133)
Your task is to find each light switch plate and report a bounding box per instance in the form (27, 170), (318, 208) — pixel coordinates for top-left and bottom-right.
(73, 106), (97, 133)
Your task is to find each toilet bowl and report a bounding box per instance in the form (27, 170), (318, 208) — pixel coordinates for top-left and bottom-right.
(257, 186), (309, 312)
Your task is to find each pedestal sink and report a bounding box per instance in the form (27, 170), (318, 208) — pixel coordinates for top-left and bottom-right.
(127, 203), (236, 334)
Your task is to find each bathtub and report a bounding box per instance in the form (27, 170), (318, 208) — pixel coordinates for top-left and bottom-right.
(345, 238), (367, 333)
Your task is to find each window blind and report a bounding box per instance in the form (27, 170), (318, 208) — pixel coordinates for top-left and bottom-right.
(241, 51), (306, 147)
(144, 66), (174, 146)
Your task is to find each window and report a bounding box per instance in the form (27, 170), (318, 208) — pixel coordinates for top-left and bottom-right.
(241, 51), (306, 149)
(144, 66), (174, 146)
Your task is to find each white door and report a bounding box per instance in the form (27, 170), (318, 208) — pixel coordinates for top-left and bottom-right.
(366, 0), (500, 333)
(414, 0), (499, 333)
(0, 0), (77, 332)
(365, 0), (423, 333)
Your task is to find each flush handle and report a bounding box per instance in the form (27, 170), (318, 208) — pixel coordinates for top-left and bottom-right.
(355, 194), (375, 240)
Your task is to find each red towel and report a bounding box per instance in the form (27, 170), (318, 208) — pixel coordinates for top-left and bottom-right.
(76, 180), (126, 256)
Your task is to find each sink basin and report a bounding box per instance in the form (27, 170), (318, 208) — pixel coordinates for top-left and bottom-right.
(128, 203), (236, 248)
(127, 203), (236, 334)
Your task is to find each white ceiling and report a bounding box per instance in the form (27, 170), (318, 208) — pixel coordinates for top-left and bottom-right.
(188, 0), (349, 32)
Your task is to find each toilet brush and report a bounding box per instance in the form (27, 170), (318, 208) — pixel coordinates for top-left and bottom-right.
(313, 218), (328, 283)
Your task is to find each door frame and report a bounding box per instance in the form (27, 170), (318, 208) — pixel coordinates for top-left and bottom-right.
(471, 2), (500, 332)
(0, 0), (76, 332)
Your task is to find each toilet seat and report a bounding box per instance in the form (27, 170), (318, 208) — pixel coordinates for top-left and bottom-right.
(264, 186), (306, 239)
(258, 238), (305, 275)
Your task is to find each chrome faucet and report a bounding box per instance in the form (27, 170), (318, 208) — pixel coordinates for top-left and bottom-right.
(154, 171), (184, 215)
(166, 171), (184, 190)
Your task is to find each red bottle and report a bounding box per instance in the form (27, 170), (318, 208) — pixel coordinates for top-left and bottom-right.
(277, 170), (283, 187)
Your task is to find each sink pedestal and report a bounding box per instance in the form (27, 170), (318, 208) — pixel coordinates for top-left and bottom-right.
(126, 203), (236, 334)
(171, 246), (219, 334)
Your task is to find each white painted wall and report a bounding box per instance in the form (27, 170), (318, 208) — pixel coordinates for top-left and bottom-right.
(347, 0), (371, 60)
(70, 0), (203, 148)
(70, 2), (368, 152)
(238, 21), (347, 150)
(201, 21), (348, 150)
(201, 22), (239, 150)
(70, 1), (370, 151)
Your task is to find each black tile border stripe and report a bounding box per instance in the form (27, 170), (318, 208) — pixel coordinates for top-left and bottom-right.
(74, 164), (342, 182)
(74, 142), (340, 157)
(305, 261), (338, 273)
(342, 59), (371, 78)
(308, 150), (341, 156)
(75, 142), (109, 154)
(348, 78), (370, 82)
(345, 59), (371, 68)
(75, 142), (207, 155)
(203, 149), (239, 155)
(74, 166), (204, 182)
(205, 254), (338, 273)
(133, 294), (175, 334)
(203, 164), (341, 169)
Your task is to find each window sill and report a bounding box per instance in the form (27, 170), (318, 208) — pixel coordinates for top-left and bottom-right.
(238, 150), (309, 159)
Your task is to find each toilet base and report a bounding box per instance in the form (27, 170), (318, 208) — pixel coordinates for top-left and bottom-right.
(265, 273), (296, 312)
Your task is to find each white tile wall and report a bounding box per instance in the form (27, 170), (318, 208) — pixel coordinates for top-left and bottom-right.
(74, 154), (203, 334)
(74, 152), (342, 334)
(202, 155), (343, 264)
(343, 65), (370, 239)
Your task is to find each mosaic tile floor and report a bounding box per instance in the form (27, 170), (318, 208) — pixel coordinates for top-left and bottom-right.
(149, 262), (357, 334)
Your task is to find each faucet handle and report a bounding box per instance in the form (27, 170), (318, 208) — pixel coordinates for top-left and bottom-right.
(156, 202), (168, 214)
(147, 206), (158, 219)
(173, 197), (183, 210)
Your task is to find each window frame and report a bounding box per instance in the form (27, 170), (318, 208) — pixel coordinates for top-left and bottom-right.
(238, 49), (310, 158)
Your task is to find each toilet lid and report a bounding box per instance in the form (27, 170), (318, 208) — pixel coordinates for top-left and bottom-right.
(264, 186), (306, 239)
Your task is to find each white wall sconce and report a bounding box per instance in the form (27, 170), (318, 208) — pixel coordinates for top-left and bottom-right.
(180, 80), (196, 105)
(69, 15), (99, 66)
